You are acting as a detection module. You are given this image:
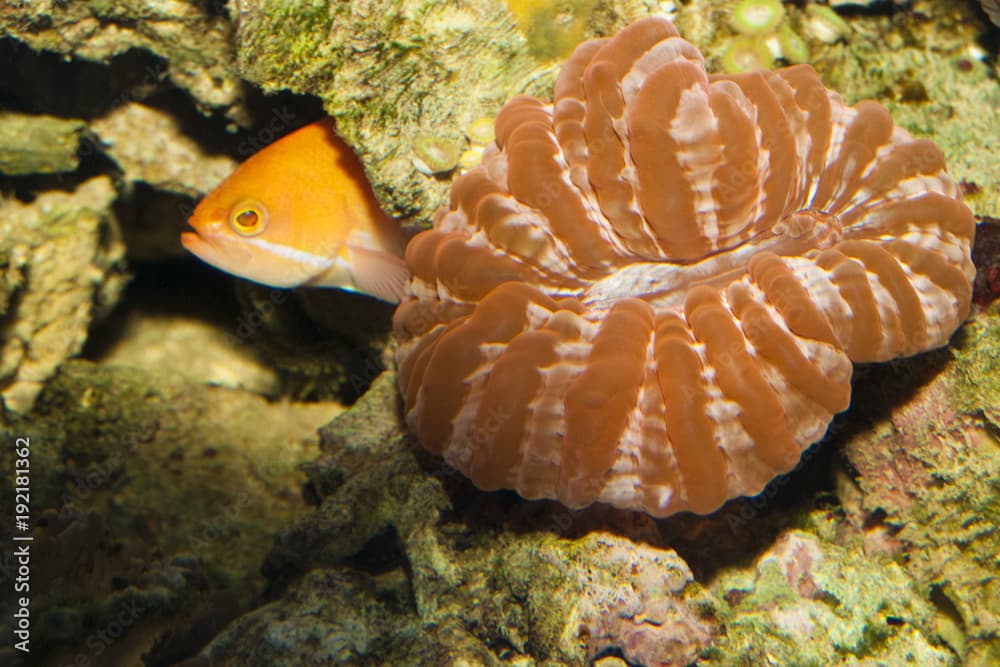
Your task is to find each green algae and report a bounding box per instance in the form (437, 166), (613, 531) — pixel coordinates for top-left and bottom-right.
(706, 528), (953, 666)
(951, 305), (1000, 415)
(506, 0), (602, 60)
(798, 1), (1000, 217)
(0, 112), (87, 175)
(837, 305), (1000, 666)
(827, 46), (1000, 218)
(233, 0), (650, 224)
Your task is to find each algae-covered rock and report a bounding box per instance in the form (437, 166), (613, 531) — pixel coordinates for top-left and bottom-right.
(201, 534), (716, 666)
(231, 0), (653, 224)
(91, 102), (237, 199)
(839, 302), (1000, 666)
(570, 534), (716, 665)
(0, 176), (127, 412)
(0, 0), (243, 115)
(192, 566), (500, 666)
(0, 360), (340, 665)
(706, 529), (953, 666)
(813, 11), (1000, 218)
(194, 372), (718, 666)
(0, 112), (87, 175)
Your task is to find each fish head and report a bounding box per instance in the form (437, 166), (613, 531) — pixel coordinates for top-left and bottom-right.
(182, 197), (335, 288)
(182, 126), (353, 288)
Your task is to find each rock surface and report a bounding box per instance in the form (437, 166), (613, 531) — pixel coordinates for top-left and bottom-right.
(0, 176), (127, 412)
(91, 103), (237, 199)
(0, 360), (340, 666)
(194, 374), (718, 666)
(0, 112), (87, 175)
(0, 0), (243, 116)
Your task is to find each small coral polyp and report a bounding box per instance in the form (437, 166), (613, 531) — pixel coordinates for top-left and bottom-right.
(412, 133), (463, 175)
(731, 0), (786, 36)
(393, 17), (976, 518)
(722, 36), (774, 73)
(805, 4), (851, 44)
(778, 23), (809, 64)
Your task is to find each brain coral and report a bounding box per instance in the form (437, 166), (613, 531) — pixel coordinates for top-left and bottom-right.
(393, 17), (976, 517)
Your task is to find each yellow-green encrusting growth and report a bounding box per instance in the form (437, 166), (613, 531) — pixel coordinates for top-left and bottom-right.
(458, 116), (497, 171)
(465, 116), (496, 145)
(730, 0), (785, 36)
(506, 0), (601, 60)
(777, 23), (809, 64)
(804, 4), (851, 44)
(721, 36), (774, 73)
(412, 133), (464, 175)
(716, 1), (858, 72)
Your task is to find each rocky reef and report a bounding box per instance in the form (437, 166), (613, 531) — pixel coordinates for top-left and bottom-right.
(0, 1), (998, 666)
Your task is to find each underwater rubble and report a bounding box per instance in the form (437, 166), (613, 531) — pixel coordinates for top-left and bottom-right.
(0, 1), (998, 666)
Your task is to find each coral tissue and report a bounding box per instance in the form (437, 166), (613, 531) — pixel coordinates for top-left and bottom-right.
(393, 17), (976, 517)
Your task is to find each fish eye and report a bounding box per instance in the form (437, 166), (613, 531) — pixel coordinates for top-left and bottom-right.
(229, 200), (268, 237)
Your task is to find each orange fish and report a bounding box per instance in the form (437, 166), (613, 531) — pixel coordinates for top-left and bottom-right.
(181, 119), (410, 303)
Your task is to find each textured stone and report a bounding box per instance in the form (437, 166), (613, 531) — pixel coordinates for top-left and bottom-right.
(0, 360), (340, 665)
(91, 103), (237, 199)
(0, 176), (127, 412)
(0, 111), (86, 175)
(0, 0), (242, 115)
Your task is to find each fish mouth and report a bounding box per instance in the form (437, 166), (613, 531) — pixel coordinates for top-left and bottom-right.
(181, 226), (256, 278)
(181, 229), (242, 269)
(180, 230), (221, 264)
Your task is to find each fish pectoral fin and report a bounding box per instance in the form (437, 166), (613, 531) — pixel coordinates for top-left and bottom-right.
(343, 241), (411, 304)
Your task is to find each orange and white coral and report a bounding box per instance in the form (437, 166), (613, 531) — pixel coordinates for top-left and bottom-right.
(393, 17), (976, 517)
